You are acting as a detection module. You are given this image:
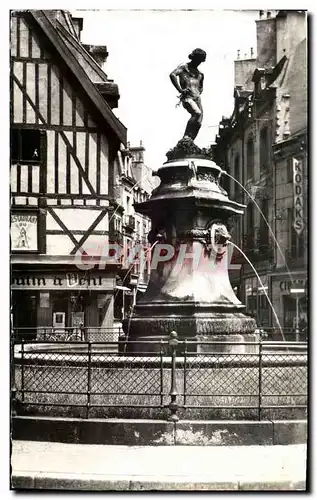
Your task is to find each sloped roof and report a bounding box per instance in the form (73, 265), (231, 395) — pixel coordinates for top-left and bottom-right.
(30, 10), (127, 145)
(55, 22), (108, 83)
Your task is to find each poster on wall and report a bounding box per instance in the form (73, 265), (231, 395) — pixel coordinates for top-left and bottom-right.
(40, 292), (50, 308)
(72, 312), (85, 327)
(11, 213), (38, 251)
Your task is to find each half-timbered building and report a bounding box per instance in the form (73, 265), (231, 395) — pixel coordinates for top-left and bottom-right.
(10, 10), (127, 338)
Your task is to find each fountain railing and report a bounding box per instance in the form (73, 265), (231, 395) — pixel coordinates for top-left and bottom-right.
(12, 331), (307, 422)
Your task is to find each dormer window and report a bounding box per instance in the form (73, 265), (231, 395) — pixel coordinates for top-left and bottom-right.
(260, 75), (266, 90)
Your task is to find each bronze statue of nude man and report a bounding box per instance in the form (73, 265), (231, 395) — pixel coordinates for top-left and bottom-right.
(170, 48), (206, 141)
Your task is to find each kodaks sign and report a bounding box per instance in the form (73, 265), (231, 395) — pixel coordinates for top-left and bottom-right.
(293, 158), (305, 235)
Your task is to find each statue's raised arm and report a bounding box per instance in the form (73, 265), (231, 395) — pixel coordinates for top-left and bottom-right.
(169, 48), (206, 142)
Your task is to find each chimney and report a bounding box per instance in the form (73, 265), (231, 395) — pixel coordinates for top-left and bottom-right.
(255, 14), (277, 68)
(83, 45), (109, 68)
(234, 51), (257, 90)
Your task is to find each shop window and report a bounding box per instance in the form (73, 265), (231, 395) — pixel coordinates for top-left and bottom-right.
(258, 293), (269, 327)
(246, 276), (270, 326)
(12, 291), (37, 333)
(247, 294), (256, 316)
(283, 295), (306, 329)
(246, 136), (254, 180)
(260, 127), (269, 171)
(11, 129), (42, 163)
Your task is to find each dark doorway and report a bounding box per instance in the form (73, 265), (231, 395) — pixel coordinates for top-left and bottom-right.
(12, 291), (37, 340)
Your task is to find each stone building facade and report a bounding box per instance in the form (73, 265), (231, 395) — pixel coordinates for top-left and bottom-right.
(214, 10), (307, 332)
(110, 141), (155, 320)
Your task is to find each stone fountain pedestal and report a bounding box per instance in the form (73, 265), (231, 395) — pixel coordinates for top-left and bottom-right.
(124, 155), (257, 353)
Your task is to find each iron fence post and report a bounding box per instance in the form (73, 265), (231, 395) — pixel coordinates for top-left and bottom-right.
(11, 384), (17, 416)
(11, 329), (17, 416)
(183, 339), (187, 406)
(168, 331), (179, 422)
(160, 340), (164, 407)
(258, 337), (263, 421)
(79, 323), (84, 341)
(21, 339), (25, 404)
(86, 341), (91, 419)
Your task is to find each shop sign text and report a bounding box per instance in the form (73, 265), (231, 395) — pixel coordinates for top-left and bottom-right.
(293, 158), (305, 235)
(11, 273), (113, 290)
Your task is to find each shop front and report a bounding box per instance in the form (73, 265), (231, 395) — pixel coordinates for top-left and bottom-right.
(244, 274), (270, 328)
(271, 273), (307, 336)
(11, 268), (117, 341)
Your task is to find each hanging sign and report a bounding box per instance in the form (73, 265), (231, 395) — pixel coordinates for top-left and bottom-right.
(293, 158), (305, 235)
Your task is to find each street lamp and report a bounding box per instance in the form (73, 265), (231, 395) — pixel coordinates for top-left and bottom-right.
(290, 288), (305, 341)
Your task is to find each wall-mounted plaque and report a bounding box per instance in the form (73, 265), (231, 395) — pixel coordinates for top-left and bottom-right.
(11, 213), (38, 251)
